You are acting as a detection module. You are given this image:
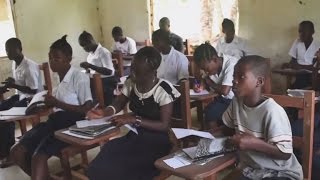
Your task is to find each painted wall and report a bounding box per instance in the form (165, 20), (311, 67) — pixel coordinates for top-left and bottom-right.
(0, 0), (101, 96)
(238, 0), (320, 92)
(97, 0), (150, 49)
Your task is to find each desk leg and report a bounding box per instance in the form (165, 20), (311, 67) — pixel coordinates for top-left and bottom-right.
(196, 101), (205, 129)
(286, 76), (293, 89)
(18, 120), (27, 135)
(60, 152), (72, 180)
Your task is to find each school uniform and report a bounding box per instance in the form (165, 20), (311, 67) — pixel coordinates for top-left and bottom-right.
(157, 46), (189, 84)
(169, 32), (184, 52)
(223, 96), (303, 180)
(19, 67), (92, 161)
(88, 78), (180, 180)
(87, 43), (117, 106)
(216, 35), (251, 60)
(289, 38), (320, 88)
(0, 57), (42, 159)
(112, 37), (137, 75)
(205, 55), (237, 125)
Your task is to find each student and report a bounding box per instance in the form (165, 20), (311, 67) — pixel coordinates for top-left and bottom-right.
(159, 17), (184, 53)
(215, 18), (251, 60)
(78, 31), (117, 105)
(193, 42), (237, 129)
(86, 47), (180, 180)
(221, 56), (303, 180)
(111, 26), (137, 76)
(0, 38), (42, 168)
(152, 29), (189, 84)
(10, 35), (93, 180)
(283, 20), (320, 89)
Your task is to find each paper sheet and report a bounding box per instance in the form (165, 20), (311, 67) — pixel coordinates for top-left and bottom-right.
(62, 130), (94, 139)
(76, 116), (112, 128)
(163, 157), (191, 169)
(172, 128), (215, 139)
(0, 107), (27, 116)
(27, 90), (47, 108)
(125, 124), (138, 134)
(190, 89), (209, 96)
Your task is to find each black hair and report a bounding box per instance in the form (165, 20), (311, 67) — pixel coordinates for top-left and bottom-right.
(50, 35), (73, 57)
(5, 38), (22, 51)
(193, 42), (218, 65)
(159, 17), (170, 25)
(112, 26), (123, 36)
(152, 29), (170, 44)
(222, 18), (235, 31)
(79, 30), (94, 41)
(134, 46), (161, 70)
(236, 55), (270, 78)
(300, 20), (315, 33)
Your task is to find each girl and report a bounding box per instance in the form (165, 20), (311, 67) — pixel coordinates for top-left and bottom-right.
(87, 46), (180, 180)
(10, 35), (93, 180)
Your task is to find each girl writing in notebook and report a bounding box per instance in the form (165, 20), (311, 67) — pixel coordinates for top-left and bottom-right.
(10, 35), (93, 180)
(86, 46), (180, 180)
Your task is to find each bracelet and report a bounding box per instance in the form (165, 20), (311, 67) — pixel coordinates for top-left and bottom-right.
(107, 105), (116, 115)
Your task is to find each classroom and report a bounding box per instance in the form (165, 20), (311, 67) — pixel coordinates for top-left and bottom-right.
(0, 0), (319, 180)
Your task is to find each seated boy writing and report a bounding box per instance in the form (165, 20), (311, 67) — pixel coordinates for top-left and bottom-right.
(221, 56), (303, 180)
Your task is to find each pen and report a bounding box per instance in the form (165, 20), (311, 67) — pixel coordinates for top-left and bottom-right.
(93, 103), (100, 109)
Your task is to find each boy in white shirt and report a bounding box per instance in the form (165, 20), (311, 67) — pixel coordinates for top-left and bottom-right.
(216, 19), (251, 60)
(111, 26), (137, 76)
(222, 56), (303, 180)
(283, 21), (320, 89)
(0, 38), (42, 168)
(79, 31), (117, 105)
(11, 35), (93, 179)
(152, 29), (189, 84)
(193, 42), (237, 129)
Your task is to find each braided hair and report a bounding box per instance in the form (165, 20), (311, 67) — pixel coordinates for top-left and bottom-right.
(193, 42), (218, 65)
(50, 35), (72, 59)
(79, 30), (94, 42)
(134, 46), (161, 71)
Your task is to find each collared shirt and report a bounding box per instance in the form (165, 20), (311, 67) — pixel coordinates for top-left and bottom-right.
(53, 67), (92, 112)
(215, 35), (251, 60)
(157, 47), (189, 84)
(12, 57), (43, 100)
(112, 37), (137, 67)
(209, 55), (237, 99)
(87, 43), (115, 78)
(223, 97), (303, 180)
(169, 32), (184, 52)
(289, 38), (320, 65)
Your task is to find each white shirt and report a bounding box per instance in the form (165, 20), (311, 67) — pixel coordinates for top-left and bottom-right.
(12, 57), (43, 100)
(223, 97), (303, 180)
(209, 55), (237, 99)
(215, 35), (251, 60)
(53, 67), (92, 112)
(112, 37), (137, 66)
(289, 38), (320, 65)
(157, 47), (189, 84)
(87, 44), (115, 78)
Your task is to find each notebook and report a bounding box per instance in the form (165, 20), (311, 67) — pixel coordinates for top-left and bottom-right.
(68, 122), (115, 138)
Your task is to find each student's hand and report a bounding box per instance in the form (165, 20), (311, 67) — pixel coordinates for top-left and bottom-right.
(204, 76), (214, 87)
(2, 77), (15, 88)
(229, 133), (259, 150)
(43, 94), (58, 107)
(80, 62), (91, 69)
(86, 109), (105, 120)
(110, 114), (136, 127)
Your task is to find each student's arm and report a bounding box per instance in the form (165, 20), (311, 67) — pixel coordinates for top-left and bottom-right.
(204, 76), (232, 96)
(80, 62), (113, 75)
(44, 94), (93, 113)
(230, 133), (291, 160)
(128, 39), (137, 55)
(3, 77), (37, 94)
(111, 102), (173, 132)
(287, 58), (314, 70)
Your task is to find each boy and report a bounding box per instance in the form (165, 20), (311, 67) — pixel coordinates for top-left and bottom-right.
(193, 42), (237, 129)
(152, 29), (189, 84)
(10, 35), (93, 179)
(283, 21), (320, 89)
(111, 26), (137, 76)
(222, 56), (303, 180)
(0, 38), (42, 168)
(215, 18), (251, 60)
(159, 17), (184, 53)
(79, 31), (116, 105)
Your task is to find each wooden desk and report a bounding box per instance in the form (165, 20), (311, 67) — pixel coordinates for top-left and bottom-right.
(55, 128), (120, 146)
(155, 151), (236, 180)
(272, 68), (312, 89)
(190, 93), (218, 129)
(1, 114), (40, 135)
